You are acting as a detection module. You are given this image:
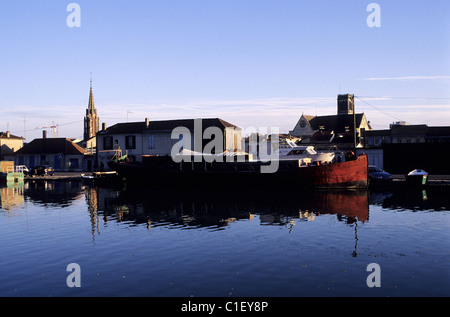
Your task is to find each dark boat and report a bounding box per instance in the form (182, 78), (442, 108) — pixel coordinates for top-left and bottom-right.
(406, 169), (428, 186)
(107, 152), (369, 189)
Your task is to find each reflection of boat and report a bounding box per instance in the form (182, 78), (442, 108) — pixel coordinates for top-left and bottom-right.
(306, 190), (369, 222)
(91, 186), (370, 228)
(406, 169), (428, 186)
(108, 153), (369, 189)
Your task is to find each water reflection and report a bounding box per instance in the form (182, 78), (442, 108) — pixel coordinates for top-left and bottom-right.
(2, 180), (448, 219)
(0, 182), (24, 211)
(84, 187), (370, 256)
(369, 186), (450, 211)
(85, 187), (370, 230)
(24, 181), (83, 208)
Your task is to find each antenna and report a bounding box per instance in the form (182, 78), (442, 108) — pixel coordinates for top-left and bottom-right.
(127, 111), (133, 122)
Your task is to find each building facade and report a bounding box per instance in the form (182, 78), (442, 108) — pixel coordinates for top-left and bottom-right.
(289, 94), (372, 149)
(96, 118), (242, 171)
(0, 131), (24, 160)
(362, 124), (450, 172)
(13, 132), (87, 172)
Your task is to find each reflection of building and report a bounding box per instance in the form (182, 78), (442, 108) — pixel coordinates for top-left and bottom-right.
(24, 181), (83, 206)
(87, 187), (369, 231)
(84, 186), (100, 239)
(0, 182), (24, 211)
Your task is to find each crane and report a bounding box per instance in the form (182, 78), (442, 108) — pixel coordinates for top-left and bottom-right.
(35, 121), (59, 138)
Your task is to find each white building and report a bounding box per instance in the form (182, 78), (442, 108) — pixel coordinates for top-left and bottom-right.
(96, 118), (242, 171)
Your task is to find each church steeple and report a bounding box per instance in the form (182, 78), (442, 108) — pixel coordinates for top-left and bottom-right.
(88, 77), (95, 111)
(84, 76), (100, 141)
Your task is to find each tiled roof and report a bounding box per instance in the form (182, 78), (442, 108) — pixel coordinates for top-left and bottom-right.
(391, 124), (427, 136)
(99, 118), (240, 135)
(308, 114), (365, 133)
(0, 132), (24, 140)
(15, 138), (87, 155)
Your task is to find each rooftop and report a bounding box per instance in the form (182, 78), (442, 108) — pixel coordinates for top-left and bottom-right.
(0, 131), (24, 140)
(15, 138), (87, 155)
(308, 113), (368, 133)
(99, 118), (241, 135)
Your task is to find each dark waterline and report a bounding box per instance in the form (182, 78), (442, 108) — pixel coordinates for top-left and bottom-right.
(0, 180), (449, 297)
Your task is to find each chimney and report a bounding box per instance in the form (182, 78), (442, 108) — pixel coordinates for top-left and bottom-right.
(6, 131), (10, 138)
(43, 130), (47, 139)
(102, 122), (107, 131)
(145, 117), (149, 128)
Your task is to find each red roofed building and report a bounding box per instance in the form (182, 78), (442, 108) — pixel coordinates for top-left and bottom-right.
(14, 131), (87, 171)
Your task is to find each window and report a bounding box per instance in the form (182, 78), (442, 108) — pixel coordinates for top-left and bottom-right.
(103, 136), (113, 150)
(125, 135), (136, 149)
(148, 135), (155, 149)
(70, 158), (79, 168)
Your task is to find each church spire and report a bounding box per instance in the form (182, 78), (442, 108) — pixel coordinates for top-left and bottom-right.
(88, 74), (94, 111)
(84, 75), (100, 141)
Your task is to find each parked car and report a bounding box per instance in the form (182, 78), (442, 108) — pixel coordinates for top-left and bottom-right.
(369, 165), (393, 183)
(15, 165), (30, 175)
(29, 165), (55, 176)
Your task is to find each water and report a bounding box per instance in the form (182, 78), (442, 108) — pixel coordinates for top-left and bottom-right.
(0, 181), (449, 297)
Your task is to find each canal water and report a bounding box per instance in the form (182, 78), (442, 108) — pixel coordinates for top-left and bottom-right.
(0, 180), (449, 297)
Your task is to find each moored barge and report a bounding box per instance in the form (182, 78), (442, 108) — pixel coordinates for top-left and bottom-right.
(108, 152), (369, 189)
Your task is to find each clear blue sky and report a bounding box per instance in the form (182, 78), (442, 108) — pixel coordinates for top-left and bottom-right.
(1, 0), (449, 141)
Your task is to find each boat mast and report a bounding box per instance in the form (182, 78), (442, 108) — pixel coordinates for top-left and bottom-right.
(353, 100), (357, 151)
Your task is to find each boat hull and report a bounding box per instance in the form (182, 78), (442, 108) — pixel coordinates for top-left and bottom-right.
(406, 175), (428, 186)
(109, 154), (369, 189)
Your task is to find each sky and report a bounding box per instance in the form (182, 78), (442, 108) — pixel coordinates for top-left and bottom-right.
(1, 0), (449, 142)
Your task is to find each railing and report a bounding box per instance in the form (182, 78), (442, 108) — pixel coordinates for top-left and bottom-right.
(15, 166), (27, 173)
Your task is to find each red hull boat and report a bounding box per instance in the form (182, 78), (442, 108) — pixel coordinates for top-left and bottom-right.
(108, 153), (369, 189)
